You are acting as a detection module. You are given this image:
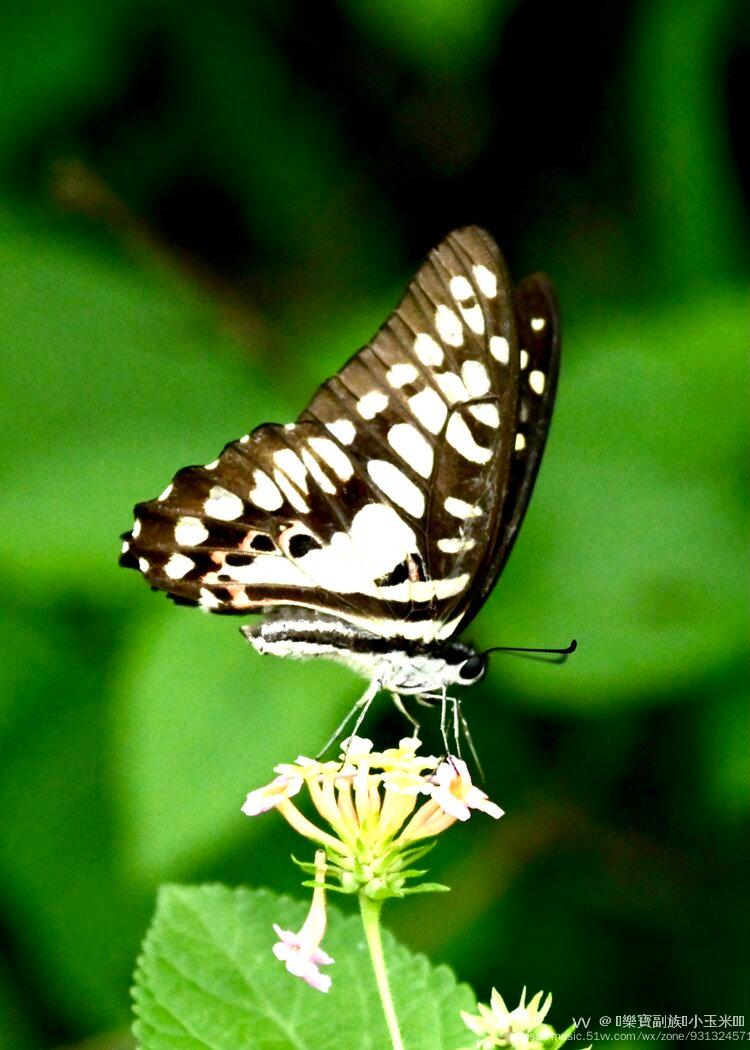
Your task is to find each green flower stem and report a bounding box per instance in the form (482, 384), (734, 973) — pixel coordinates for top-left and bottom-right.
(359, 895), (405, 1050)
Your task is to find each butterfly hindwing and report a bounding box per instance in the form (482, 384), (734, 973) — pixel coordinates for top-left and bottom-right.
(120, 227), (557, 643)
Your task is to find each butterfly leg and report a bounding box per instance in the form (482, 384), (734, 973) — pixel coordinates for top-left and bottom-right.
(391, 692), (421, 737)
(316, 676), (382, 759)
(457, 699), (485, 781)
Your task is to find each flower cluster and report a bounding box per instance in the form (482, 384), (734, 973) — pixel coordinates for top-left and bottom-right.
(243, 736), (503, 992)
(461, 988), (575, 1050)
(242, 736), (503, 901)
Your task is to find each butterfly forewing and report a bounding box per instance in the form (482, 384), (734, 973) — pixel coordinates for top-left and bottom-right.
(120, 227), (557, 644)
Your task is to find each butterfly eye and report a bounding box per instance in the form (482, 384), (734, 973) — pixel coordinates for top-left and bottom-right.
(459, 654), (486, 681)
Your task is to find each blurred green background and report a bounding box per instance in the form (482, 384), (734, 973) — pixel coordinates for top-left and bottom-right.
(0, 0), (748, 1046)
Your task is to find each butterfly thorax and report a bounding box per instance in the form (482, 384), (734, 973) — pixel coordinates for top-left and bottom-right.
(241, 608), (486, 696)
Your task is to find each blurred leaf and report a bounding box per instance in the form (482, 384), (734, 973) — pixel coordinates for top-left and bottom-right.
(697, 685), (750, 822)
(0, 0), (134, 168)
(0, 214), (287, 599)
(133, 885), (474, 1049)
(472, 287), (749, 707)
(114, 605), (359, 881)
(627, 0), (747, 289)
(0, 957), (36, 1050)
(340, 0), (512, 73)
(0, 610), (144, 1033)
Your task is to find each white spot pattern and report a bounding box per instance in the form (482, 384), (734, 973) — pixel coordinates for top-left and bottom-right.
(138, 557), (150, 572)
(435, 305), (464, 347)
(473, 264), (498, 298)
(409, 388), (448, 434)
(529, 369), (545, 394)
(446, 415), (493, 464)
(413, 333), (444, 366)
(444, 496), (482, 519)
(437, 536), (476, 553)
(199, 587), (221, 608)
(490, 336), (509, 364)
(249, 470), (284, 511)
(273, 449), (308, 491)
(459, 304), (485, 335)
(449, 275), (473, 301)
(470, 403), (500, 428)
(387, 363), (419, 388)
(461, 359), (491, 397)
(204, 485), (244, 521)
(531, 317), (546, 331)
(367, 460), (425, 517)
(357, 391), (389, 419)
(301, 449), (337, 494)
(520, 350), (529, 370)
(158, 484), (173, 501)
(175, 516), (209, 546)
(132, 519), (142, 538)
(164, 553), (195, 579)
(515, 433), (526, 451)
(387, 423), (434, 478)
(308, 437), (354, 481)
(326, 419), (356, 445)
(273, 470), (310, 513)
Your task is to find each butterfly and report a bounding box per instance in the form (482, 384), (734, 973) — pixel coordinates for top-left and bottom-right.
(120, 227), (567, 750)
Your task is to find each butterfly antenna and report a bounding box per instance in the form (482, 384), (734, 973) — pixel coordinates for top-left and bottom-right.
(485, 638), (577, 664)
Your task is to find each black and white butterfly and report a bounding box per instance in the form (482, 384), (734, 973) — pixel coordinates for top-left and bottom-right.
(120, 227), (566, 749)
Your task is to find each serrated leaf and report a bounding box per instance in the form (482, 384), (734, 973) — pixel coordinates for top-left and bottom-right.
(133, 885), (474, 1050)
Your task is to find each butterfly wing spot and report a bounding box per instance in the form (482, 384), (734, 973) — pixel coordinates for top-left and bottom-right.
(164, 553), (195, 579)
(204, 459), (219, 470)
(325, 419), (356, 444)
(301, 448), (337, 494)
(490, 335), (510, 364)
(199, 587), (221, 609)
(204, 486), (244, 521)
(446, 414), (493, 464)
(520, 350), (529, 370)
(307, 437), (354, 481)
(409, 389), (448, 434)
(470, 403), (500, 428)
(356, 391), (389, 419)
(158, 483), (173, 500)
(472, 264), (498, 298)
(460, 360), (491, 397)
(273, 448), (308, 492)
(386, 363), (419, 388)
(449, 275), (474, 301)
(444, 497), (483, 519)
(248, 470), (284, 511)
(437, 536), (476, 553)
(273, 469), (310, 513)
(175, 516), (209, 546)
(515, 433), (526, 451)
(387, 423), (434, 478)
(529, 369), (546, 395)
(434, 305), (464, 347)
(121, 540), (129, 553)
(132, 519), (142, 538)
(459, 303), (485, 335)
(413, 333), (444, 366)
(434, 371), (467, 403)
(239, 434), (250, 444)
(367, 460), (426, 517)
(531, 317), (546, 331)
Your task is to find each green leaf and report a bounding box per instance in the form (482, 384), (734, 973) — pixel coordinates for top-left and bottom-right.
(133, 885), (474, 1050)
(114, 608), (359, 880)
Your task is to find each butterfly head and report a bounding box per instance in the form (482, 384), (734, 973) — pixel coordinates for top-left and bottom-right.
(457, 651), (488, 683)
